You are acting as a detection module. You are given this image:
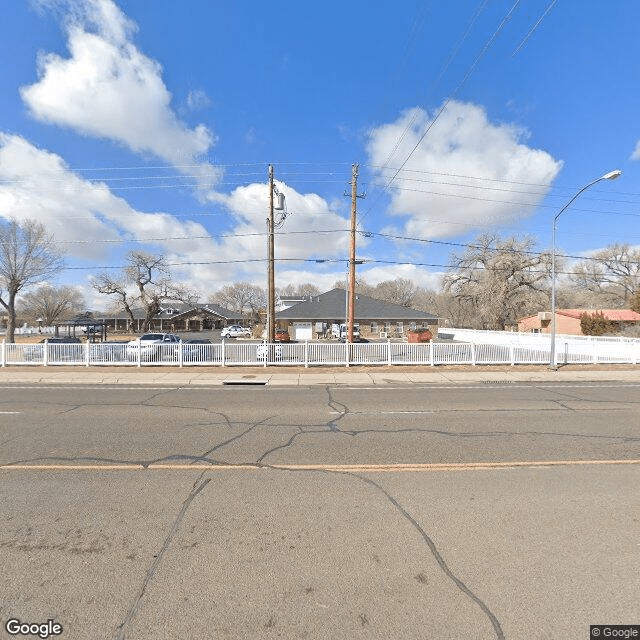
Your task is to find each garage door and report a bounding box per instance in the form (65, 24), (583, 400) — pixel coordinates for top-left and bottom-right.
(293, 322), (313, 341)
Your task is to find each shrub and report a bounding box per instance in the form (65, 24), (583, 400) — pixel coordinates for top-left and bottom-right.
(580, 312), (616, 336)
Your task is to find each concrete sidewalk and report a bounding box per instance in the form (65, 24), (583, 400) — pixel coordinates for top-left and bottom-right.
(0, 365), (639, 386)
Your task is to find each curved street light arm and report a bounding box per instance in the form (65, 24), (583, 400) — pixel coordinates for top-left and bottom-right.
(549, 169), (621, 369)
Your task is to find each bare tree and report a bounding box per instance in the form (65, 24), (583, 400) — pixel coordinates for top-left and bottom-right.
(418, 290), (477, 328)
(0, 218), (64, 342)
(631, 289), (640, 314)
(278, 282), (321, 298)
(570, 244), (640, 308)
(443, 234), (552, 330)
(19, 285), (85, 326)
(93, 251), (198, 332)
(372, 278), (418, 307)
(330, 278), (373, 295)
(210, 282), (266, 320)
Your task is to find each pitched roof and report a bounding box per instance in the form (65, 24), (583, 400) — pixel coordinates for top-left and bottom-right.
(276, 288), (438, 321)
(519, 309), (640, 322)
(96, 303), (241, 320)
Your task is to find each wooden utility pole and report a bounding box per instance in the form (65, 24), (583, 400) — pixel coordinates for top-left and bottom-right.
(267, 164), (275, 343)
(347, 163), (359, 343)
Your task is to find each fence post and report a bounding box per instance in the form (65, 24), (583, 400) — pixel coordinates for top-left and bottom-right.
(221, 339), (226, 367)
(387, 339), (392, 366)
(304, 340), (308, 368)
(137, 340), (141, 368)
(509, 343), (515, 366)
(592, 337), (598, 364)
(430, 341), (435, 367)
(345, 340), (349, 367)
(178, 340), (183, 368)
(471, 342), (476, 366)
(85, 341), (90, 367)
(43, 339), (48, 367)
(1, 339), (4, 367)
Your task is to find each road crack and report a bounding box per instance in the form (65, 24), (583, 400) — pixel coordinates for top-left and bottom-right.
(113, 472), (211, 640)
(350, 473), (505, 640)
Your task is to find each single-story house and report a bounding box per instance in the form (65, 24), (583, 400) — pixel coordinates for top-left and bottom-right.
(518, 309), (640, 335)
(276, 288), (439, 340)
(91, 303), (243, 333)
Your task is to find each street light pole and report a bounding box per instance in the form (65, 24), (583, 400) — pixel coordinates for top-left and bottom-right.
(549, 169), (621, 369)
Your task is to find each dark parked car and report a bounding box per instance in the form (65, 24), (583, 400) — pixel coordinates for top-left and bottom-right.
(181, 339), (213, 361)
(23, 337), (82, 362)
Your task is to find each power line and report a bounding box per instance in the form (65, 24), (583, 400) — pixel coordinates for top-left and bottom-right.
(511, 0), (557, 57)
(0, 228), (350, 248)
(60, 255), (626, 279)
(381, 0), (522, 191)
(361, 230), (640, 265)
(359, 0), (520, 227)
(374, 0), (490, 174)
(384, 183), (640, 216)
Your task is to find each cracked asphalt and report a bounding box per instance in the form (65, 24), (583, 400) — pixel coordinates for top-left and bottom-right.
(1, 379), (639, 639)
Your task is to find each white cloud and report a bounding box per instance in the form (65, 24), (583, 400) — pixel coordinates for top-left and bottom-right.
(366, 101), (563, 239)
(21, 0), (219, 185)
(0, 133), (219, 266)
(0, 134), (355, 299)
(217, 181), (351, 256)
(186, 89), (212, 112)
(358, 264), (444, 290)
(631, 140), (640, 161)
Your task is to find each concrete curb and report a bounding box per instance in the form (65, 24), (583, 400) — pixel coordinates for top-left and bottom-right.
(0, 366), (639, 386)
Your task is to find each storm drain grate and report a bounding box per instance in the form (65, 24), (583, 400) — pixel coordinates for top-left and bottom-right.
(481, 380), (514, 384)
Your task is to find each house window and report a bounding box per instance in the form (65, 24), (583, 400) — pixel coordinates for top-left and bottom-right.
(397, 322), (403, 334)
(370, 322), (378, 333)
(384, 322), (391, 333)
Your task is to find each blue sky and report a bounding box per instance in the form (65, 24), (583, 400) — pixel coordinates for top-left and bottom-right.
(1, 0), (638, 307)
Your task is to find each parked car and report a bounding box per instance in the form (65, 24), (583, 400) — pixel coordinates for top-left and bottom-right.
(126, 333), (181, 361)
(274, 330), (291, 342)
(256, 342), (283, 360)
(23, 337), (82, 362)
(221, 325), (251, 338)
(83, 326), (101, 336)
(89, 341), (129, 362)
(181, 339), (213, 361)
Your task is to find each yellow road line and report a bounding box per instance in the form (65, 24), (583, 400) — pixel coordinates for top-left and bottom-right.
(0, 464), (146, 470)
(1, 460), (639, 472)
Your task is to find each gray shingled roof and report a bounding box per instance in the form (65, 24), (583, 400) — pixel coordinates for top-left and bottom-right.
(276, 288), (438, 321)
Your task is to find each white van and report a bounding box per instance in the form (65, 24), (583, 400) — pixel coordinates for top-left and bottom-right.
(332, 323), (360, 341)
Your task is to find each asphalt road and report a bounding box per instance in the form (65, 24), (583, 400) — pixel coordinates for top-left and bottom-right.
(1, 382), (639, 639)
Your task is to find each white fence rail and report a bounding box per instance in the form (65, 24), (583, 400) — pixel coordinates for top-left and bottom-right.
(2, 335), (639, 367)
(437, 328), (640, 366)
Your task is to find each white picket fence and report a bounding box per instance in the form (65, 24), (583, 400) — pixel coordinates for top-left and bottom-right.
(1, 334), (639, 367)
(438, 328), (640, 365)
